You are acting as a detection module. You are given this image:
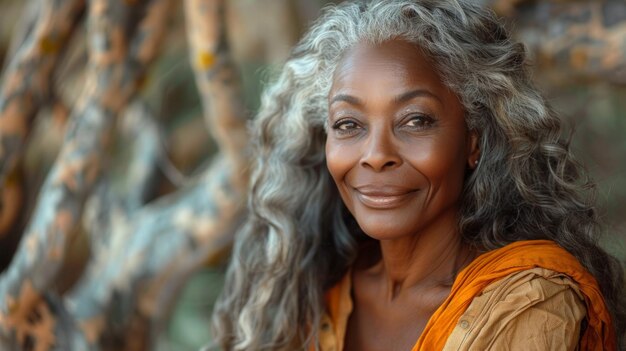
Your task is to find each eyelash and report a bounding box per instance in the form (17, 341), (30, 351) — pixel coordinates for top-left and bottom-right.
(402, 114), (436, 129)
(330, 114), (436, 136)
(331, 118), (361, 135)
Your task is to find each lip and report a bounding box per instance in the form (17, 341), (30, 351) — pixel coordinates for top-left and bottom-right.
(353, 185), (417, 209)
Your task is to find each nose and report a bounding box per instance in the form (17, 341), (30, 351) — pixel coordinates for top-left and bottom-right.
(360, 127), (402, 171)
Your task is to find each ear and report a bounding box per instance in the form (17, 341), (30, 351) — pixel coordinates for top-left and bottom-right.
(467, 130), (480, 169)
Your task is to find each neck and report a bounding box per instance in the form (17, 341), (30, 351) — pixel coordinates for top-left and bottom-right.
(372, 209), (475, 300)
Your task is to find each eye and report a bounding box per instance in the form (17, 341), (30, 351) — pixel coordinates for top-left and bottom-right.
(331, 118), (362, 135)
(403, 114), (435, 129)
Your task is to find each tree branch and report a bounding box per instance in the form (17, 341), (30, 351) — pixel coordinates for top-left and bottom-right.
(0, 0), (173, 349)
(67, 154), (244, 349)
(83, 99), (160, 253)
(483, 0), (626, 85)
(185, 0), (249, 182)
(57, 1), (251, 348)
(0, 0), (85, 183)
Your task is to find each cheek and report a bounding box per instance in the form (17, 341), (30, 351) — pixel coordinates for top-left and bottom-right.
(325, 140), (357, 206)
(405, 132), (468, 186)
(325, 140), (351, 184)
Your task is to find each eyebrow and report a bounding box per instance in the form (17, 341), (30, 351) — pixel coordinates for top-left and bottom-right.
(329, 94), (364, 107)
(394, 89), (442, 105)
(329, 88), (442, 107)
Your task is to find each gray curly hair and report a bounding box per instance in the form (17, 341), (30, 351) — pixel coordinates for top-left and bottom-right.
(212, 1), (626, 350)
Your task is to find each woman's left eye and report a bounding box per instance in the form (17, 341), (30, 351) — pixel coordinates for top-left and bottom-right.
(403, 114), (435, 129)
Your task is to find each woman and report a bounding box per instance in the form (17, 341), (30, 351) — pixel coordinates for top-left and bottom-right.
(212, 1), (626, 350)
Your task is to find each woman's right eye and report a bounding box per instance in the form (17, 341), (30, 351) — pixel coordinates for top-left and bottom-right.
(332, 118), (362, 137)
(332, 118), (361, 136)
(334, 120), (358, 130)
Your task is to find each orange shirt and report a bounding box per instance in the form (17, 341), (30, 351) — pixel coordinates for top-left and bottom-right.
(318, 240), (615, 351)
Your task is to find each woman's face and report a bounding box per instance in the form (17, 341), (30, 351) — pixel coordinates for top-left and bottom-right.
(325, 40), (479, 240)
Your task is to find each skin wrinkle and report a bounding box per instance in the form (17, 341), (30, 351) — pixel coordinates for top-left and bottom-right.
(325, 40), (480, 351)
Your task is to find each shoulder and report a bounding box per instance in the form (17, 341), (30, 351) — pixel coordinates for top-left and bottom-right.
(443, 267), (587, 351)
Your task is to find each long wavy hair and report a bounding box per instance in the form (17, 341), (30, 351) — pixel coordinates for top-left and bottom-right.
(211, 1), (626, 349)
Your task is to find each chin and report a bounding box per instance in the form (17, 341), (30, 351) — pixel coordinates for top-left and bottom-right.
(354, 214), (421, 241)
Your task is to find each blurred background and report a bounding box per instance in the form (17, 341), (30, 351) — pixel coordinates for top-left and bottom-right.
(0, 0), (624, 350)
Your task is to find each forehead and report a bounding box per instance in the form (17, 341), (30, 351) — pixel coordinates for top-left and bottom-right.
(330, 40), (450, 97)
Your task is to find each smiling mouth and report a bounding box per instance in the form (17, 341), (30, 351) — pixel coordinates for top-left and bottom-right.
(354, 187), (417, 209)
